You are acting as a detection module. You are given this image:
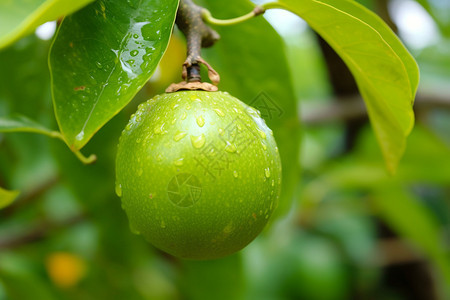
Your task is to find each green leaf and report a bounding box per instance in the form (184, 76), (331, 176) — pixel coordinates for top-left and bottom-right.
(0, 187), (20, 210)
(199, 0), (301, 217)
(0, 115), (61, 139)
(268, 0), (419, 173)
(49, 0), (179, 150)
(373, 187), (450, 289)
(0, 0), (94, 50)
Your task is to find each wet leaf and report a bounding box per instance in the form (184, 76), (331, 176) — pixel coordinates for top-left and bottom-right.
(49, 0), (179, 150)
(270, 0), (419, 173)
(0, 0), (94, 49)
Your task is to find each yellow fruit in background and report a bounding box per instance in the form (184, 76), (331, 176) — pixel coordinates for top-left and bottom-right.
(46, 252), (86, 288)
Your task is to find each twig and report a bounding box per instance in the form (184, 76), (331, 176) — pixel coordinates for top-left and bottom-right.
(301, 92), (450, 125)
(202, 6), (265, 26)
(0, 214), (85, 250)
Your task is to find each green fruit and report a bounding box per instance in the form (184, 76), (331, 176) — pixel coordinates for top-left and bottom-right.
(116, 90), (281, 260)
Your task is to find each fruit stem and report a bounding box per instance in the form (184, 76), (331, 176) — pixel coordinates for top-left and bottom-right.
(175, 0), (220, 83)
(73, 150), (97, 165)
(50, 131), (97, 164)
(201, 6), (266, 26)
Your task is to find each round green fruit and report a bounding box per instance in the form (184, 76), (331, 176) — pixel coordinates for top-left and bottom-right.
(116, 90), (282, 260)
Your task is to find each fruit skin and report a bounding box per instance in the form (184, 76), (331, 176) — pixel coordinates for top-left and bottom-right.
(116, 91), (281, 260)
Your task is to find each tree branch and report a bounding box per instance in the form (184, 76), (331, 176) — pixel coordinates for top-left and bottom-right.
(0, 214), (85, 250)
(301, 92), (450, 125)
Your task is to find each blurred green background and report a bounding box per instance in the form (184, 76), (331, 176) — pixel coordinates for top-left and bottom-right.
(1, 0), (449, 299)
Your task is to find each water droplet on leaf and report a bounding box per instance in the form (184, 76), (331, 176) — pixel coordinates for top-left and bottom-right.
(265, 168), (271, 178)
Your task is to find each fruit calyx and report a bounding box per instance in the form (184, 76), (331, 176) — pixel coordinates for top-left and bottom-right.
(166, 57), (220, 93)
(165, 81), (218, 93)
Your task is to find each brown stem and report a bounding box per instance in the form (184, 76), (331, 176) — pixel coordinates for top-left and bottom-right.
(176, 0), (220, 82)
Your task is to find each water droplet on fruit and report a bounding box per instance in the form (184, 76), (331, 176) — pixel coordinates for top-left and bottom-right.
(95, 61), (102, 69)
(224, 141), (237, 153)
(261, 142), (267, 150)
(190, 134), (206, 148)
(265, 168), (271, 178)
(171, 118), (177, 124)
(257, 129), (266, 139)
(271, 179), (275, 186)
(213, 108), (225, 117)
(218, 128), (225, 136)
(196, 115), (205, 127)
(275, 147), (279, 153)
(125, 123), (132, 131)
(173, 131), (187, 142)
(233, 170), (239, 178)
(115, 183), (122, 197)
(181, 111), (187, 120)
(154, 123), (165, 134)
(186, 104), (191, 110)
(173, 158), (184, 166)
(129, 223), (140, 235)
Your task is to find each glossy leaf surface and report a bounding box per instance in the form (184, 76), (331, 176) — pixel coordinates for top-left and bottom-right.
(270, 0), (419, 172)
(49, 0), (179, 150)
(0, 0), (94, 49)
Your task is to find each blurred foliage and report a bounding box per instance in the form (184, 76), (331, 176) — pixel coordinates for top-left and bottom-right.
(1, 0), (450, 300)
